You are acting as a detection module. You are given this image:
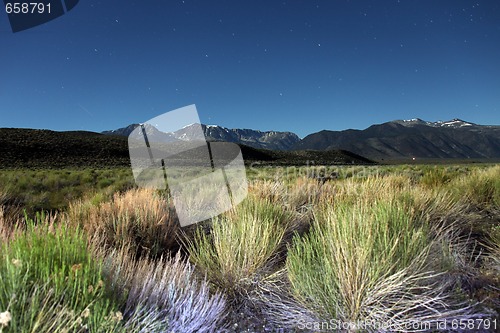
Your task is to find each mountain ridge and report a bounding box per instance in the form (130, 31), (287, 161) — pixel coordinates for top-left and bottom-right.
(103, 123), (300, 151)
(293, 119), (500, 159)
(103, 118), (500, 160)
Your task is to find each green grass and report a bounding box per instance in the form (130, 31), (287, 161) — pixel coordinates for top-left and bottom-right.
(186, 195), (294, 297)
(0, 213), (125, 332)
(0, 163), (498, 331)
(0, 168), (135, 213)
(286, 199), (432, 323)
(449, 164), (500, 210)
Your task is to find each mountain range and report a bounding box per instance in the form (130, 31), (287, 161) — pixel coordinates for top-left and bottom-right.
(103, 118), (500, 160)
(294, 118), (500, 160)
(103, 124), (301, 151)
(0, 128), (372, 169)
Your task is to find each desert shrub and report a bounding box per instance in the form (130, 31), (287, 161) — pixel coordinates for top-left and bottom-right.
(0, 168), (135, 213)
(314, 173), (414, 208)
(286, 198), (477, 331)
(449, 165), (500, 211)
(101, 247), (227, 332)
(68, 188), (179, 258)
(285, 176), (327, 211)
(97, 178), (114, 189)
(248, 179), (287, 205)
(420, 166), (453, 188)
(0, 213), (125, 332)
(419, 165), (473, 189)
(186, 195), (293, 297)
(250, 177), (325, 216)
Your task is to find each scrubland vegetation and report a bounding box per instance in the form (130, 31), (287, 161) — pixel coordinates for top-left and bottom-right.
(0, 164), (499, 332)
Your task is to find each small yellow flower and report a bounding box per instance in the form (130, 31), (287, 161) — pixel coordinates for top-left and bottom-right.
(81, 308), (90, 318)
(0, 311), (12, 327)
(87, 285), (94, 293)
(112, 311), (123, 322)
(11, 259), (22, 268)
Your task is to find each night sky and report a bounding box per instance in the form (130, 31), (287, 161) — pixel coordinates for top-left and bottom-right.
(1, 0), (499, 138)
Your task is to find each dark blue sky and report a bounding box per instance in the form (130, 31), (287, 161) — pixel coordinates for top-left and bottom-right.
(1, 0), (499, 138)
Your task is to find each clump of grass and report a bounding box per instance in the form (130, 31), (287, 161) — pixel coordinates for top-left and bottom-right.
(68, 188), (179, 258)
(0, 213), (125, 332)
(420, 166), (454, 188)
(101, 246), (227, 332)
(0, 168), (135, 213)
(249, 177), (324, 218)
(286, 198), (477, 330)
(248, 179), (287, 205)
(186, 195), (292, 297)
(449, 165), (500, 211)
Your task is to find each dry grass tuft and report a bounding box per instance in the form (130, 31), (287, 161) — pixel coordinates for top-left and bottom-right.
(68, 188), (179, 258)
(101, 246), (227, 332)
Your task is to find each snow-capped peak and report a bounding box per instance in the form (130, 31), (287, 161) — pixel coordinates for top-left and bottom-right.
(181, 122), (200, 129)
(396, 118), (476, 128)
(436, 118), (475, 128)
